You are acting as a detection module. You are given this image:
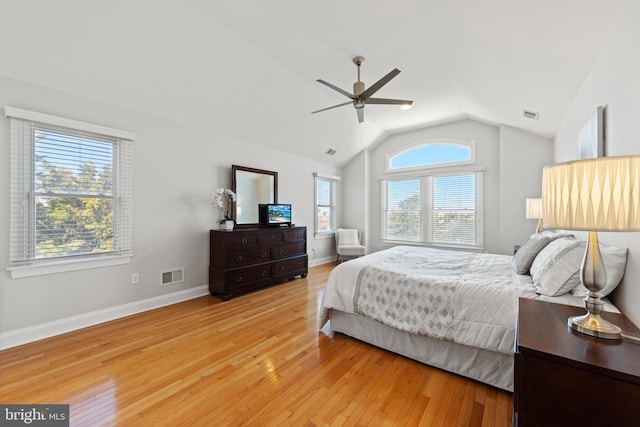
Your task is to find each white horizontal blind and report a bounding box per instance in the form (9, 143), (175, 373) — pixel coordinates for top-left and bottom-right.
(384, 178), (421, 241)
(8, 113), (133, 265)
(432, 174), (476, 245)
(315, 177), (334, 233)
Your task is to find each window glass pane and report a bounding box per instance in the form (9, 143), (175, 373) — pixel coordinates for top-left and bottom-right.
(315, 177), (335, 233)
(385, 179), (421, 241)
(390, 144), (471, 169)
(35, 129), (113, 196)
(316, 179), (331, 205)
(33, 126), (116, 260)
(35, 196), (114, 258)
(316, 206), (331, 232)
(432, 174), (476, 245)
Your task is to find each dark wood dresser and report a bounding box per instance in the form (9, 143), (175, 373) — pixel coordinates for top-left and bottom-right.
(514, 298), (640, 427)
(209, 226), (308, 300)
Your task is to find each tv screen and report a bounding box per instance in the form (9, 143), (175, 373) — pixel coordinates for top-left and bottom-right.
(260, 204), (292, 225)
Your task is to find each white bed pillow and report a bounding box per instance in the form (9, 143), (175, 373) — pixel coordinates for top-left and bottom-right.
(530, 237), (585, 297)
(571, 244), (628, 297)
(511, 230), (573, 275)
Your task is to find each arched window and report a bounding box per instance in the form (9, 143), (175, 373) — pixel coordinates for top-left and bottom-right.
(387, 140), (475, 171)
(381, 139), (482, 249)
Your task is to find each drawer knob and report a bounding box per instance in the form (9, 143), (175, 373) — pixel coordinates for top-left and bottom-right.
(236, 256), (244, 262)
(236, 276), (243, 283)
(261, 252), (268, 258)
(270, 235), (276, 240)
(279, 249), (285, 255)
(262, 270), (268, 276)
(241, 238), (248, 244)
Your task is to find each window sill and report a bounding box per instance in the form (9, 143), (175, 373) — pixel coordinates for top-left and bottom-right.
(380, 240), (485, 253)
(8, 254), (133, 279)
(314, 232), (335, 240)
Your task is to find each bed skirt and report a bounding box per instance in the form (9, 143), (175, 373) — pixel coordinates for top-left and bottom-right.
(328, 310), (514, 392)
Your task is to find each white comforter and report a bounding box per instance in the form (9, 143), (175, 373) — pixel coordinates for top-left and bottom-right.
(319, 246), (612, 355)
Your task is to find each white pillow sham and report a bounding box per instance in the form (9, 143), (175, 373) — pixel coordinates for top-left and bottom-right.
(530, 237), (585, 297)
(531, 238), (628, 297)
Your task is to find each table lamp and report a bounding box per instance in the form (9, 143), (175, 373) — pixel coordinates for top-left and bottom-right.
(542, 155), (640, 339)
(525, 198), (544, 233)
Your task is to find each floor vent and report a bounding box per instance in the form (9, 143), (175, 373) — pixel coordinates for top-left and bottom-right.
(161, 268), (184, 286)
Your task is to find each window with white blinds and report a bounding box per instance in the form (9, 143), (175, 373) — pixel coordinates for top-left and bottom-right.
(383, 171), (482, 248)
(432, 174), (476, 245)
(315, 173), (339, 235)
(383, 178), (421, 242)
(5, 107), (134, 275)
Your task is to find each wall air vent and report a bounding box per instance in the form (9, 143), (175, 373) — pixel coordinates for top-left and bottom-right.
(523, 110), (540, 120)
(161, 268), (184, 286)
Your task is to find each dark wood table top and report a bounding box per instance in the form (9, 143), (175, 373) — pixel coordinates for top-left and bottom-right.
(517, 298), (640, 384)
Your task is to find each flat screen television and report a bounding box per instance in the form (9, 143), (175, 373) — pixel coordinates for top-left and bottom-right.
(259, 204), (292, 226)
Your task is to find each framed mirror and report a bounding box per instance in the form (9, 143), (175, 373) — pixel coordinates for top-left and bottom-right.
(232, 165), (278, 228)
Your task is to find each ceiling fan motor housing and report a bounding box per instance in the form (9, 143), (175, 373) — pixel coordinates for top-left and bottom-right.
(353, 81), (365, 97)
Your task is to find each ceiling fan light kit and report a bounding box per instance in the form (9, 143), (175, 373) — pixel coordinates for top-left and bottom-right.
(312, 56), (413, 123)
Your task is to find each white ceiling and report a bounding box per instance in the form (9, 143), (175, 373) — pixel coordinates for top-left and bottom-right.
(0, 0), (627, 166)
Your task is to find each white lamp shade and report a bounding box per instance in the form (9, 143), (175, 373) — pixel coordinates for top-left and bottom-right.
(542, 155), (640, 231)
(525, 198), (543, 219)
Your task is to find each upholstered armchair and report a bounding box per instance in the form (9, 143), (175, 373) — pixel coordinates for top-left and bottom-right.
(335, 228), (366, 264)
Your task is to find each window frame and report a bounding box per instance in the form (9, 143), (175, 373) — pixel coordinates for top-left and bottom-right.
(314, 172), (340, 238)
(381, 164), (484, 251)
(5, 106), (135, 278)
(386, 139), (476, 173)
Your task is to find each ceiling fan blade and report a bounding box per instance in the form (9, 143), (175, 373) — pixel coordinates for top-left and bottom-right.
(365, 98), (413, 106)
(359, 68), (401, 100)
(311, 101), (353, 114)
(316, 79), (355, 99)
(356, 107), (364, 123)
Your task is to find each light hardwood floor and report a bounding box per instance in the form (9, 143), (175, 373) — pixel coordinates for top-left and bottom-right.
(0, 263), (513, 426)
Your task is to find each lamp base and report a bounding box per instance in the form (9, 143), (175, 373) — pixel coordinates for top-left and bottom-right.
(568, 312), (622, 340)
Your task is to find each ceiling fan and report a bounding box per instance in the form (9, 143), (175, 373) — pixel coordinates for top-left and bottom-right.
(312, 56), (413, 123)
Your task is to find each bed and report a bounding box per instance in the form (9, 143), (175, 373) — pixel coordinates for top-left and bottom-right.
(318, 234), (627, 391)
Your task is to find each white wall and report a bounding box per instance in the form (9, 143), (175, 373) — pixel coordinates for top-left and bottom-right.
(553, 1), (640, 325)
(340, 150), (368, 245)
(342, 119), (553, 256)
(0, 74), (340, 342)
(498, 125), (554, 255)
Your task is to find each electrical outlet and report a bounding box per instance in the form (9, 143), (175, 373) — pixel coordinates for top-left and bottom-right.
(131, 273), (140, 284)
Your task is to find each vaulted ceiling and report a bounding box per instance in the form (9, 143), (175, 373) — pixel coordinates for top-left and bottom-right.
(0, 0), (627, 166)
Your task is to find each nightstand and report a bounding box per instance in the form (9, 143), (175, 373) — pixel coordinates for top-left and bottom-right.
(514, 298), (640, 427)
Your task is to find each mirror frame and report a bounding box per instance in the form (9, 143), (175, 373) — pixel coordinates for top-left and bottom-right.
(232, 165), (278, 229)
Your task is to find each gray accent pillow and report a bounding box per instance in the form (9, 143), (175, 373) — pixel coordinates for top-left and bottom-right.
(511, 231), (574, 275)
(530, 237), (585, 297)
(511, 234), (553, 274)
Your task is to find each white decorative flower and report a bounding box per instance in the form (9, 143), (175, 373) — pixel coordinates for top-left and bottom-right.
(213, 188), (236, 224)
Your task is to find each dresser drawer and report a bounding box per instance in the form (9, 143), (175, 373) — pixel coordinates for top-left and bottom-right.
(227, 248), (271, 267)
(273, 243), (305, 259)
(227, 234), (257, 247)
(273, 256), (307, 277)
(283, 228), (305, 242)
(228, 264), (272, 289)
(257, 231), (283, 244)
